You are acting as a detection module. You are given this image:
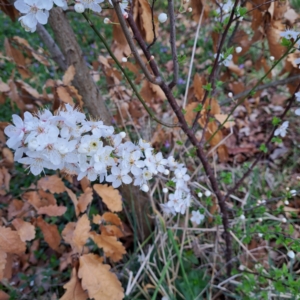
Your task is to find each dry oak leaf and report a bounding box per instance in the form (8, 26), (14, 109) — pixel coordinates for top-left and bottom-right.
(60, 268), (88, 300)
(78, 253), (124, 300)
(65, 187), (79, 217)
(0, 290), (9, 300)
(0, 226), (26, 254)
(57, 86), (74, 105)
(77, 187), (93, 214)
(12, 218), (35, 242)
(93, 184), (122, 212)
(37, 175), (65, 194)
(63, 65), (76, 85)
(72, 214), (91, 253)
(0, 249), (7, 281)
(91, 232), (126, 262)
(37, 205), (67, 217)
(101, 225), (124, 238)
(62, 222), (76, 245)
(36, 216), (61, 252)
(102, 212), (122, 226)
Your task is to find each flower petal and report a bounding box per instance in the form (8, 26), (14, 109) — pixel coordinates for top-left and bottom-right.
(14, 0), (30, 13)
(35, 9), (49, 24)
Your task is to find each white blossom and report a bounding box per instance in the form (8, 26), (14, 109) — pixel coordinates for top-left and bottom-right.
(190, 210), (204, 224)
(274, 121), (289, 137)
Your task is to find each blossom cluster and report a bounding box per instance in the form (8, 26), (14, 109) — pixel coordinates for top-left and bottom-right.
(13, 0), (128, 32)
(4, 104), (203, 218)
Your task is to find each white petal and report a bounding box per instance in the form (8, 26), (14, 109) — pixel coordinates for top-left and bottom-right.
(112, 179), (122, 188)
(35, 10), (49, 25)
(53, 0), (65, 7)
(14, 0), (30, 13)
(36, 0), (53, 9)
(31, 163), (43, 175)
(22, 13), (38, 28)
(122, 175), (132, 184)
(89, 3), (102, 12)
(12, 114), (23, 128)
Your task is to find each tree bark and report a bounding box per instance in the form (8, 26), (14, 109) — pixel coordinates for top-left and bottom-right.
(48, 8), (111, 124)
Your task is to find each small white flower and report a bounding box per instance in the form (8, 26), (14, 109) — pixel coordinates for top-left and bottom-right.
(190, 210), (204, 225)
(204, 190), (211, 197)
(106, 166), (132, 188)
(235, 46), (242, 53)
(78, 0), (104, 13)
(163, 188), (168, 194)
(280, 29), (299, 40)
(158, 13), (168, 23)
(274, 121), (289, 137)
(287, 250), (295, 259)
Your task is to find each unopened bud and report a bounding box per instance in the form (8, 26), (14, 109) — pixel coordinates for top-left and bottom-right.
(158, 13), (168, 23)
(287, 250), (295, 259)
(123, 12), (128, 19)
(74, 3), (85, 13)
(119, 132), (126, 138)
(121, 57), (128, 62)
(240, 214), (246, 221)
(197, 192), (203, 198)
(188, 7), (192, 12)
(228, 92), (233, 97)
(204, 190), (211, 197)
(235, 46), (242, 53)
(162, 188), (168, 193)
(141, 184), (149, 192)
(258, 233), (263, 238)
(270, 56), (275, 61)
(284, 200), (289, 205)
(281, 217), (287, 223)
(104, 18), (111, 24)
(164, 169), (170, 175)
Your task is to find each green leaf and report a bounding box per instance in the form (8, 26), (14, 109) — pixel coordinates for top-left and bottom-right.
(193, 104), (203, 112)
(259, 144), (268, 153)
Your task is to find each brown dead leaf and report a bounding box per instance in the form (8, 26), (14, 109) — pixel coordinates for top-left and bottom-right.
(0, 290), (9, 300)
(62, 222), (76, 245)
(214, 114), (235, 129)
(0, 81), (10, 93)
(0, 226), (26, 254)
(65, 187), (80, 217)
(190, 0), (209, 22)
(36, 216), (61, 252)
(102, 212), (122, 226)
(78, 253), (124, 300)
(37, 175), (65, 194)
(92, 214), (102, 225)
(37, 205), (67, 217)
(12, 218), (35, 242)
(63, 65), (76, 85)
(0, 249), (7, 281)
(93, 184), (122, 212)
(101, 225), (124, 238)
(77, 187), (93, 213)
(133, 0), (157, 43)
(60, 268), (88, 300)
(4, 38), (31, 79)
(91, 232), (126, 262)
(72, 214), (91, 253)
(57, 86), (74, 105)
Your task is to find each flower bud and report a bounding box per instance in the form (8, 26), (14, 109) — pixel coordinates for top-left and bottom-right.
(158, 13), (168, 23)
(121, 57), (128, 62)
(162, 188), (168, 193)
(141, 184), (149, 192)
(284, 200), (289, 205)
(270, 56), (275, 61)
(240, 214), (245, 220)
(119, 132), (126, 138)
(204, 190), (211, 197)
(228, 92), (233, 97)
(188, 7), (192, 12)
(74, 3), (85, 13)
(235, 46), (242, 53)
(104, 18), (110, 24)
(197, 192), (203, 198)
(281, 217), (287, 223)
(164, 169), (170, 175)
(287, 250), (295, 259)
(258, 233), (263, 238)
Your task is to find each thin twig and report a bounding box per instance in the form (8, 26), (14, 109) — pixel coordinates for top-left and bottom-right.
(111, 0), (162, 85)
(182, 7), (204, 108)
(82, 12), (179, 128)
(168, 0), (179, 90)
